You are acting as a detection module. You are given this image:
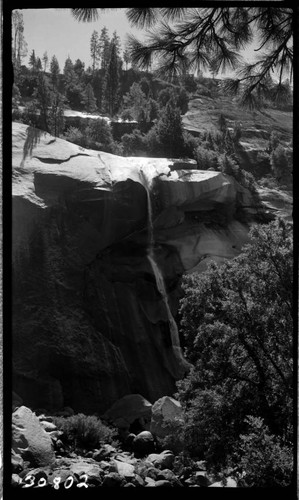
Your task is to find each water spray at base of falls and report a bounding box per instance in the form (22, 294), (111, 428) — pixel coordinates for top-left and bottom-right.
(141, 169), (191, 376)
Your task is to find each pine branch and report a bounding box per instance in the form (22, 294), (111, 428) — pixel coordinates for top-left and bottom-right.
(71, 9), (99, 22)
(126, 8), (157, 28)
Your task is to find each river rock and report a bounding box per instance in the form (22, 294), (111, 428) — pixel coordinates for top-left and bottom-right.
(145, 477), (156, 486)
(102, 472), (124, 487)
(150, 396), (184, 438)
(147, 450), (175, 470)
(132, 431), (155, 455)
(102, 394), (152, 431)
(12, 406), (55, 467)
(155, 479), (172, 487)
(112, 459), (135, 479)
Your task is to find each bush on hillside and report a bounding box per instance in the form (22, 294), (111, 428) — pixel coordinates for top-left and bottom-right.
(53, 413), (116, 450)
(194, 145), (219, 170)
(121, 129), (147, 156)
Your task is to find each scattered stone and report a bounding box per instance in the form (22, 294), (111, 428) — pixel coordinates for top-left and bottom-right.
(150, 396), (183, 438)
(157, 468), (182, 486)
(144, 466), (160, 480)
(113, 459), (135, 479)
(132, 431), (155, 455)
(12, 406), (55, 467)
(11, 450), (24, 473)
(155, 479), (172, 487)
(102, 472), (124, 487)
(11, 473), (22, 487)
(132, 474), (144, 487)
(194, 470), (211, 487)
(147, 450), (175, 470)
(124, 482), (136, 487)
(145, 477), (156, 487)
(103, 394), (152, 431)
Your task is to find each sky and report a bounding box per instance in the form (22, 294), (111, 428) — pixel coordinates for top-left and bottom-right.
(19, 7), (282, 78)
(21, 8), (143, 70)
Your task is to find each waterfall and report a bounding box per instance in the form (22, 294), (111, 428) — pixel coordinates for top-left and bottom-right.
(141, 170), (191, 373)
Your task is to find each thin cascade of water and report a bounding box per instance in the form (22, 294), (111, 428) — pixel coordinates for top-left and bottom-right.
(141, 170), (190, 368)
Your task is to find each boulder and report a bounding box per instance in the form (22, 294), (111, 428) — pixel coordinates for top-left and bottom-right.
(11, 450), (24, 473)
(145, 477), (156, 487)
(157, 468), (183, 486)
(12, 406), (55, 467)
(150, 396), (183, 438)
(147, 450), (175, 470)
(155, 479), (172, 487)
(112, 459), (135, 479)
(102, 472), (124, 487)
(103, 394), (152, 431)
(132, 431), (155, 456)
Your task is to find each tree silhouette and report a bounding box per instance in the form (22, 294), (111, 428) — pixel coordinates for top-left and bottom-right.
(71, 7), (293, 109)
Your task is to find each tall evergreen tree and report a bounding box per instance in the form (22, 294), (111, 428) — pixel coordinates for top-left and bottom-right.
(99, 27), (110, 71)
(90, 30), (100, 73)
(50, 55), (60, 88)
(29, 49), (36, 71)
(81, 83), (97, 113)
(12, 10), (28, 72)
(42, 51), (49, 72)
(102, 41), (120, 116)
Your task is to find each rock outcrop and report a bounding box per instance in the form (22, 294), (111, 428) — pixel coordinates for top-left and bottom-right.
(12, 122), (284, 414)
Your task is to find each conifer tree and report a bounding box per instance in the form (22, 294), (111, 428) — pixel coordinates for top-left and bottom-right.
(50, 55), (60, 88)
(81, 83), (97, 113)
(102, 41), (120, 116)
(29, 49), (36, 71)
(12, 10), (28, 72)
(99, 27), (110, 71)
(42, 51), (49, 72)
(90, 30), (100, 73)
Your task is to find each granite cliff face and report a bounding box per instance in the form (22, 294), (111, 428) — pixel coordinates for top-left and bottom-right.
(12, 122), (288, 414)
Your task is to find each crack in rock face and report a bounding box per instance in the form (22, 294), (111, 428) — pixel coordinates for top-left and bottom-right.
(32, 153), (91, 164)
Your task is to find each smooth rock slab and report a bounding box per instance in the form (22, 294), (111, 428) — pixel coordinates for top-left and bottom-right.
(12, 406), (55, 467)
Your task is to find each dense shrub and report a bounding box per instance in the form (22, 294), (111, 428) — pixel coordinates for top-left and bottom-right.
(121, 129), (147, 156)
(231, 416), (293, 487)
(53, 413), (116, 450)
(176, 219), (293, 471)
(194, 145), (219, 170)
(270, 144), (291, 180)
(64, 126), (87, 148)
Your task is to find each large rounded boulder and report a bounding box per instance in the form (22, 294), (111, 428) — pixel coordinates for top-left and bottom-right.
(12, 406), (55, 467)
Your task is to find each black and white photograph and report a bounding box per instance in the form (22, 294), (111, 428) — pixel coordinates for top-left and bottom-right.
(6, 2), (295, 496)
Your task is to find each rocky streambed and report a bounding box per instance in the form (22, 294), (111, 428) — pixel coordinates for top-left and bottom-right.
(12, 395), (238, 489)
